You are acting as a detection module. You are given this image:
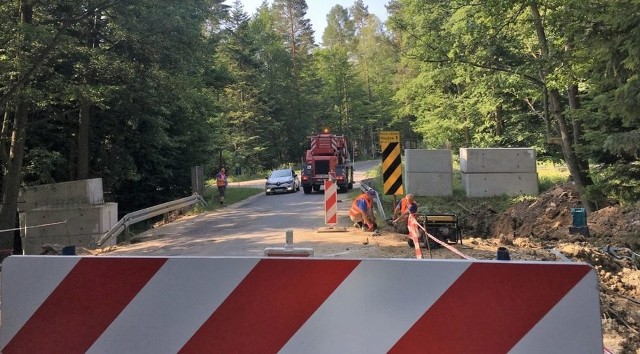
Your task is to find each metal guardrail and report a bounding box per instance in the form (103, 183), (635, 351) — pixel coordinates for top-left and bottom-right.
(360, 180), (387, 221)
(96, 194), (207, 247)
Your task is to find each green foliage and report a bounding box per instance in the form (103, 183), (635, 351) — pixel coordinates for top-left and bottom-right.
(1, 0), (226, 213)
(387, 0), (640, 207)
(589, 162), (640, 206)
(322, 5), (354, 48)
(5, 0), (639, 220)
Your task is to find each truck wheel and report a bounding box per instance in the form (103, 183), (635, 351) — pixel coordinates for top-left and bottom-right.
(339, 185), (348, 193)
(313, 185), (320, 192)
(303, 185), (312, 194)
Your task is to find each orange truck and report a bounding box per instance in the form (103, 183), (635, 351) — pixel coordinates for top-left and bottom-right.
(301, 132), (353, 194)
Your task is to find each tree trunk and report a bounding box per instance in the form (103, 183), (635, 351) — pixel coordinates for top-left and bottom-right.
(567, 82), (593, 188)
(1, 110), (10, 164)
(0, 102), (28, 250)
(77, 100), (91, 180)
(567, 83), (582, 146)
(549, 89), (595, 211)
(530, 1), (595, 211)
(0, 1), (33, 250)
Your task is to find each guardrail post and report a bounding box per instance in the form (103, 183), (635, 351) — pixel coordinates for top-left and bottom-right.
(285, 229), (293, 249)
(124, 217), (132, 244)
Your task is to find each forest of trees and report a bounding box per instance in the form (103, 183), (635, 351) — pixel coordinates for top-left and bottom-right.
(1, 0), (639, 249)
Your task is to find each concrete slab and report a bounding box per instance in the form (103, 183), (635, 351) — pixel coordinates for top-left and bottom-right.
(18, 178), (105, 212)
(404, 172), (453, 197)
(405, 149), (453, 173)
(460, 148), (537, 173)
(19, 203), (117, 254)
(461, 172), (539, 197)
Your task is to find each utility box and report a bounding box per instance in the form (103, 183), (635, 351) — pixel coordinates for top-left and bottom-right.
(571, 208), (587, 227)
(569, 207), (589, 237)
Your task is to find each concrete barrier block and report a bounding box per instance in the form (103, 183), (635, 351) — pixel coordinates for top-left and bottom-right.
(20, 203), (117, 254)
(18, 178), (105, 212)
(405, 149), (453, 173)
(405, 172), (453, 196)
(461, 172), (539, 197)
(460, 148), (537, 173)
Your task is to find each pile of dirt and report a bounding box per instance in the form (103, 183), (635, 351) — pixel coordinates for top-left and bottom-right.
(492, 182), (583, 241)
(488, 182), (640, 244)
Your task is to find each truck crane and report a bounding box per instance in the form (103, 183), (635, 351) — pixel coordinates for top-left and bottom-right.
(300, 131), (354, 194)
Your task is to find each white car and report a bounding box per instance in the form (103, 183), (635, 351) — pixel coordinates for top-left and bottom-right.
(265, 169), (300, 195)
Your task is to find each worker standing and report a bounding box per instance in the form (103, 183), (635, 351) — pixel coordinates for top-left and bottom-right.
(350, 189), (377, 231)
(393, 194), (418, 234)
(215, 167), (228, 206)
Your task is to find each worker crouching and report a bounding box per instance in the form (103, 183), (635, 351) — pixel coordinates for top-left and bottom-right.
(350, 189), (378, 231)
(392, 194), (418, 234)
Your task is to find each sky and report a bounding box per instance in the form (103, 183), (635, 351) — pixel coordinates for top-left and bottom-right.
(227, 0), (390, 44)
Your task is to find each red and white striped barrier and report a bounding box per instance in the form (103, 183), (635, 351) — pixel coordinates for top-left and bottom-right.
(407, 215), (423, 259)
(324, 179), (337, 226)
(0, 256), (604, 353)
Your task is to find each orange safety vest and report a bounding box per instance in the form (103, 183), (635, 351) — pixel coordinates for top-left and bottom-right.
(349, 194), (372, 218)
(398, 197), (410, 214)
(216, 173), (227, 187)
(397, 197), (417, 218)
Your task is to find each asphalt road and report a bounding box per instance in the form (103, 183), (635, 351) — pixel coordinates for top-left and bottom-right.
(105, 160), (381, 257)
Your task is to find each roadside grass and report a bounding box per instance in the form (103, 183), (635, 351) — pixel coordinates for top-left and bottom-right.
(537, 161), (570, 191)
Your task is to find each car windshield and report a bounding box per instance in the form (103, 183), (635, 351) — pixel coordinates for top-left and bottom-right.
(270, 169), (291, 178)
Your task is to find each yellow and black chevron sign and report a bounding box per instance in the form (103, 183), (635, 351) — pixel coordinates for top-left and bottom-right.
(380, 131), (404, 195)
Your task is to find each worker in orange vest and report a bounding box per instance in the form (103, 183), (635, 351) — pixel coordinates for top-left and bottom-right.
(215, 167), (228, 205)
(393, 194), (418, 234)
(349, 189), (377, 231)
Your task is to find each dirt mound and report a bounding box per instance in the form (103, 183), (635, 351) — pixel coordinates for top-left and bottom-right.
(590, 203), (640, 247)
(491, 182), (640, 244)
(492, 183), (583, 240)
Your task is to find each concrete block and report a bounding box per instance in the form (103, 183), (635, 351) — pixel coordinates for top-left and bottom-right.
(405, 149), (453, 173)
(460, 148), (537, 173)
(18, 178), (105, 212)
(404, 172), (453, 197)
(19, 203), (117, 254)
(461, 172), (539, 197)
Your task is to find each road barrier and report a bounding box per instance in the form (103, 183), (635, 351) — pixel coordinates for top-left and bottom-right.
(1, 256), (604, 353)
(324, 179), (338, 226)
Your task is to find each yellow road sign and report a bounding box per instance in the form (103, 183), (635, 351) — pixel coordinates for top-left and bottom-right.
(379, 131), (400, 144)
